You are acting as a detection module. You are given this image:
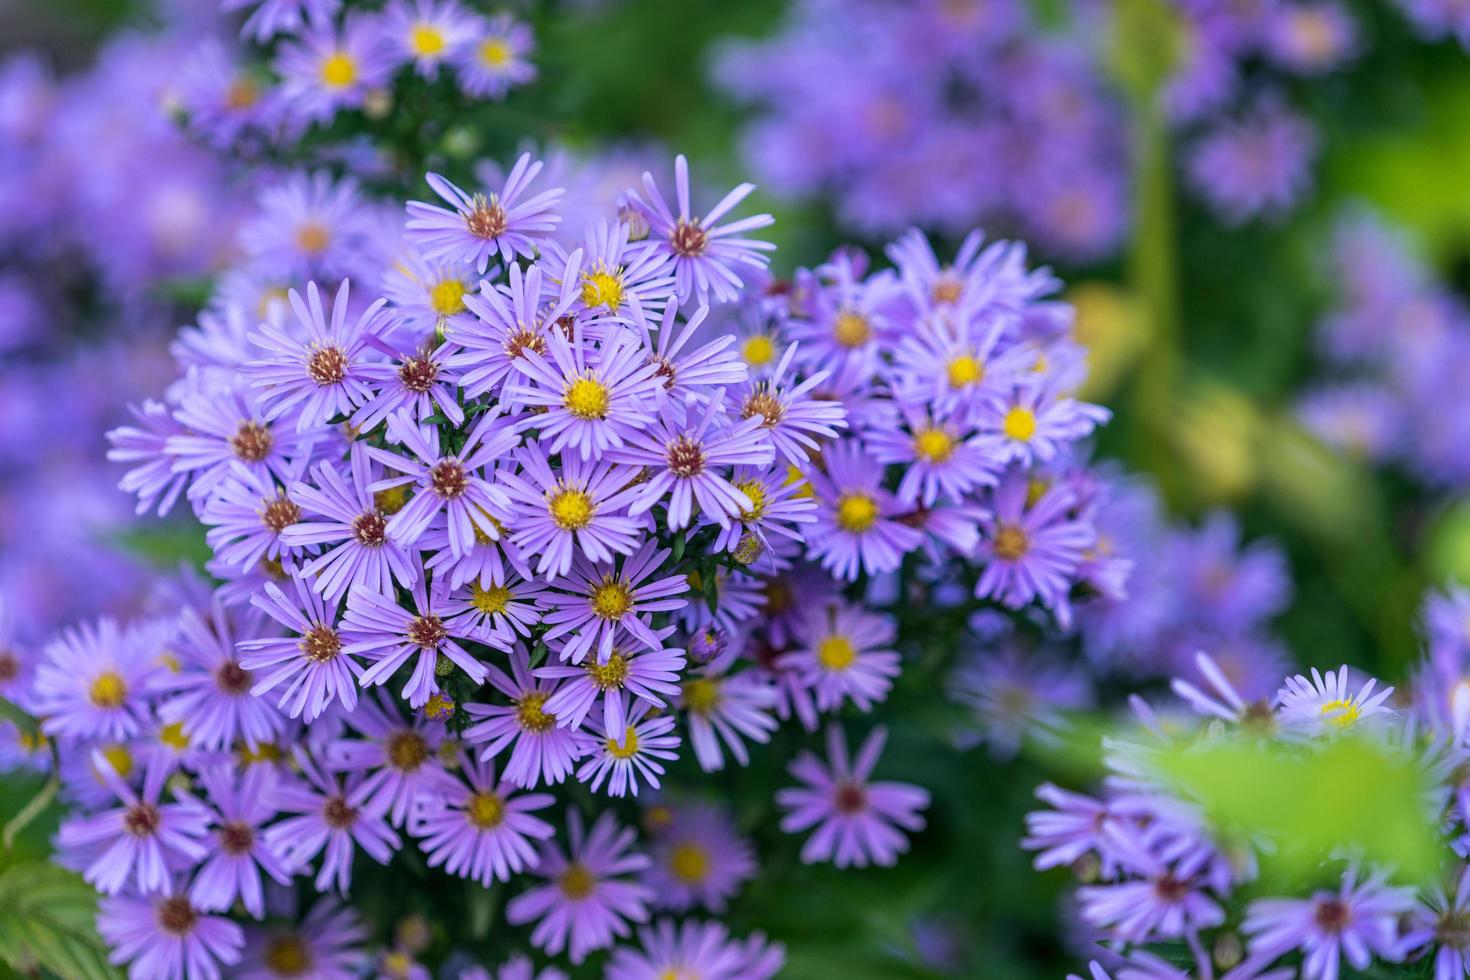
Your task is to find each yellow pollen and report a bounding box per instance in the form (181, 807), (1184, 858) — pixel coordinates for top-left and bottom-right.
(734, 478), (768, 521)
(295, 222), (331, 254)
(833, 310), (872, 348)
(375, 485), (410, 515)
(1002, 406), (1038, 442)
(817, 635), (857, 670)
(237, 742), (282, 766)
(913, 426), (955, 463)
(741, 334), (777, 367)
(1319, 699), (1361, 728)
(564, 376), (611, 420)
(993, 524), (1030, 561)
(668, 842), (710, 883)
(157, 651), (181, 672)
(947, 353), (983, 388)
(159, 722), (190, 750)
(465, 791), (505, 829)
(408, 23), (446, 57)
(424, 694), (456, 721)
(548, 487), (595, 530)
(580, 267), (625, 311)
(428, 278), (466, 316)
(605, 726), (640, 759)
(834, 492), (879, 533)
(479, 37), (512, 67)
(263, 936), (311, 975)
(733, 534), (764, 565)
(585, 653), (630, 690)
(682, 677), (721, 715)
(516, 691), (556, 733)
(99, 744), (133, 779)
(1025, 477), (1050, 508)
(590, 579), (633, 620)
(559, 862), (595, 900)
(319, 52), (358, 88)
(89, 671), (127, 708)
(386, 731), (429, 771)
(470, 583), (513, 615)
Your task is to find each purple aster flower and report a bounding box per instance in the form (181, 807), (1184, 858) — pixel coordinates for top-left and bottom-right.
(353, 337), (465, 433)
(323, 690), (458, 826)
(1276, 665), (1395, 734)
(781, 600), (900, 712)
(538, 626), (685, 734)
(449, 256), (581, 400)
(239, 578), (362, 722)
(508, 323), (662, 461)
(708, 462), (818, 562)
(237, 899), (369, 979)
(729, 343), (847, 466)
(245, 280), (392, 433)
(1023, 783), (1128, 876)
(575, 702), (681, 797)
(889, 314), (1022, 419)
(608, 398), (774, 531)
(422, 490), (534, 591)
(58, 755), (210, 895)
(786, 253), (895, 373)
(222, 0), (340, 42)
(1296, 382), (1405, 464)
(678, 666), (779, 771)
(380, 0), (479, 77)
(187, 765), (291, 919)
(36, 617), (160, 741)
(175, 39), (272, 149)
(805, 439), (924, 581)
(367, 409), (518, 555)
(1266, 2), (1358, 73)
(1076, 828), (1225, 943)
(1187, 103), (1318, 226)
(410, 752), (554, 884)
(283, 447), (419, 603)
(627, 297), (748, 411)
(108, 400), (190, 517)
(554, 219), (674, 316)
(275, 14), (394, 123)
(463, 645), (583, 788)
(265, 748), (401, 894)
(975, 473), (1093, 619)
(239, 172), (373, 284)
(606, 919), (783, 980)
(456, 13), (537, 99)
(1170, 511), (1292, 633)
(443, 572), (545, 647)
(98, 888), (244, 980)
(497, 441), (642, 578)
(1404, 866), (1470, 978)
(950, 644), (1092, 758)
(407, 155), (562, 273)
(1170, 649), (1277, 728)
(977, 383), (1109, 467)
(1244, 869), (1416, 979)
(865, 403), (999, 506)
(629, 155), (776, 303)
(344, 578), (487, 707)
(642, 802), (756, 913)
(505, 809), (652, 964)
(776, 725), (929, 868)
(154, 600), (283, 751)
(381, 247), (477, 335)
(201, 465), (308, 572)
(167, 381), (317, 504)
(539, 543), (690, 665)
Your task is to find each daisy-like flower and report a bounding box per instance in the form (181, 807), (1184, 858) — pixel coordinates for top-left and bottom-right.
(606, 919), (784, 980)
(508, 323), (662, 461)
(343, 578), (487, 707)
(731, 344), (847, 465)
(628, 297), (749, 408)
(1170, 650), (1277, 728)
(98, 888), (245, 980)
(406, 154), (562, 272)
(678, 667), (779, 771)
(776, 725), (929, 868)
(977, 383), (1110, 466)
(239, 172), (372, 284)
(505, 809), (653, 964)
(444, 571), (544, 647)
(864, 403), (998, 507)
(805, 439), (924, 581)
(463, 645), (583, 788)
(187, 765), (291, 919)
(1186, 102), (1318, 226)
(889, 314), (1022, 419)
(274, 14), (393, 122)
(538, 628), (685, 734)
(448, 254), (581, 402)
(236, 899), (368, 979)
(381, 246), (478, 336)
(708, 462), (817, 563)
(950, 646), (1093, 758)
(629, 154), (776, 302)
(421, 480), (534, 590)
(1244, 869), (1416, 979)
(367, 408), (518, 554)
(1276, 665), (1395, 734)
(57, 755), (210, 895)
(642, 802), (756, 913)
(35, 618), (159, 741)
(283, 447), (419, 603)
(1077, 826), (1226, 943)
(239, 578), (361, 722)
(786, 254), (895, 373)
(108, 399), (191, 517)
(380, 0), (478, 77)
(456, 12), (536, 100)
(556, 219), (674, 316)
(323, 690), (458, 828)
(1405, 866), (1470, 979)
(497, 441), (642, 578)
(609, 397), (774, 531)
(353, 337), (464, 433)
(201, 466), (307, 573)
(166, 381), (315, 503)
(410, 753), (555, 885)
(539, 543), (690, 664)
(154, 600), (283, 751)
(222, 0), (340, 42)
(265, 749), (401, 895)
(975, 473), (1094, 618)
(782, 601), (901, 712)
(575, 702), (681, 797)
(245, 280), (392, 433)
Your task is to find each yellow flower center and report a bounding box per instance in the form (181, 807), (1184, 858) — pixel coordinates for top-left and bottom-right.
(319, 52), (358, 89)
(605, 727), (640, 759)
(424, 694), (455, 720)
(735, 478), (768, 521)
(913, 426), (955, 463)
(559, 862), (595, 899)
(386, 731), (429, 771)
(682, 677), (721, 715)
(733, 534), (764, 565)
(375, 485), (410, 515)
(590, 578), (633, 620)
(834, 492), (879, 533)
(993, 524), (1030, 561)
(159, 722), (190, 750)
(225, 77), (259, 109)
(668, 842), (710, 883)
(947, 353), (983, 389)
(515, 691), (556, 733)
(1319, 698), (1361, 728)
(295, 221), (331, 255)
(99, 744), (133, 778)
(564, 376), (611, 420)
(1003, 406), (1038, 442)
(817, 635), (857, 670)
(428, 278), (466, 316)
(741, 334), (776, 367)
(409, 23), (446, 57)
(465, 792), (505, 829)
(585, 653), (630, 690)
(470, 583), (513, 615)
(89, 671), (127, 708)
(580, 267), (625, 311)
(833, 310), (872, 348)
(479, 38), (512, 67)
(263, 936), (312, 975)
(548, 487), (595, 530)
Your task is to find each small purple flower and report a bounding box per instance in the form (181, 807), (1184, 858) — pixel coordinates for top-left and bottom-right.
(222, 0), (340, 42)
(353, 338), (465, 432)
(239, 578), (362, 722)
(464, 645), (583, 788)
(575, 702), (681, 797)
(274, 14), (394, 123)
(407, 155), (562, 272)
(200, 465), (307, 573)
(558, 219), (674, 316)
(1244, 869), (1416, 980)
(1266, 2), (1359, 73)
(606, 919), (784, 980)
(975, 473), (1093, 619)
(1276, 665), (1394, 734)
(166, 382), (315, 503)
(108, 400), (190, 517)
(98, 889), (244, 980)
(380, 0), (479, 77)
(456, 13), (537, 100)
(154, 600), (283, 751)
(237, 899), (368, 979)
(805, 439), (923, 581)
(36, 618), (159, 741)
(187, 765), (291, 919)
(497, 441), (642, 578)
(344, 578), (487, 707)
(410, 753), (554, 885)
(505, 809), (653, 964)
(1186, 103), (1318, 226)
(776, 725), (929, 868)
(678, 667), (779, 771)
(443, 572), (545, 647)
(731, 343), (847, 466)
(266, 748), (401, 895)
(708, 462), (817, 562)
(538, 627), (685, 734)
(864, 404), (998, 507)
(324, 690), (458, 826)
(1076, 828), (1225, 943)
(627, 297), (748, 410)
(449, 256), (581, 400)
(781, 600), (900, 712)
(539, 543), (690, 665)
(977, 383), (1110, 467)
(950, 645), (1093, 758)
(642, 802), (756, 913)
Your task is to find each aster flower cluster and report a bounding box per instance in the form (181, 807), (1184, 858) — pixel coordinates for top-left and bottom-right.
(1026, 589), (1470, 980)
(1296, 210), (1470, 490)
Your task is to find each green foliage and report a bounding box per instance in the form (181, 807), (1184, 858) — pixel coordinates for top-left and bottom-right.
(0, 860), (118, 980)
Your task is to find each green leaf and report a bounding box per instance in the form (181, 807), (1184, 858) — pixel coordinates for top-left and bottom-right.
(0, 861), (119, 980)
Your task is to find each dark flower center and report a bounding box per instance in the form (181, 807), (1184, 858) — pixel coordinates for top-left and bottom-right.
(306, 346), (348, 386)
(124, 802), (161, 837)
(218, 820), (255, 855)
(504, 327), (547, 360)
(398, 355), (439, 394)
(352, 510), (388, 545)
(230, 420), (274, 462)
(834, 782), (866, 814)
(215, 660), (250, 694)
(466, 195), (508, 239)
(322, 795), (357, 829)
(0, 651), (18, 682)
(407, 614), (447, 649)
(429, 460), (468, 498)
(1314, 898), (1350, 932)
(300, 625), (342, 663)
(741, 388), (784, 428)
(670, 218), (708, 257)
(386, 730), (429, 771)
(666, 436), (706, 478)
(1438, 910), (1470, 950)
(156, 897), (197, 936)
(261, 494), (301, 534)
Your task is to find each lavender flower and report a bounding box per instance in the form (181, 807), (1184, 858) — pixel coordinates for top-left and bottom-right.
(343, 578), (487, 707)
(188, 765), (291, 919)
(574, 703), (681, 797)
(410, 754), (555, 885)
(98, 889), (244, 980)
(497, 442), (642, 578)
(805, 439), (923, 581)
(1244, 870), (1416, 979)
(266, 749), (401, 895)
(456, 13), (537, 100)
(642, 802), (756, 913)
(463, 645), (583, 788)
(407, 155), (562, 272)
(239, 578), (361, 722)
(538, 543), (690, 665)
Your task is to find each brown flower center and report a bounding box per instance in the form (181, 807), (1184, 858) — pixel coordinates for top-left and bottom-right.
(214, 660), (250, 694)
(666, 436), (706, 478)
(124, 802), (161, 837)
(230, 420), (274, 462)
(407, 615), (447, 649)
(352, 510), (388, 545)
(397, 355), (440, 394)
(322, 795), (357, 829)
(218, 820), (255, 855)
(741, 387), (784, 428)
(429, 460), (468, 499)
(156, 897), (198, 936)
(306, 346), (348, 386)
(386, 730), (429, 771)
(670, 218), (708, 257)
(465, 195), (508, 239)
(834, 781), (866, 814)
(261, 494), (301, 534)
(300, 624), (342, 663)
